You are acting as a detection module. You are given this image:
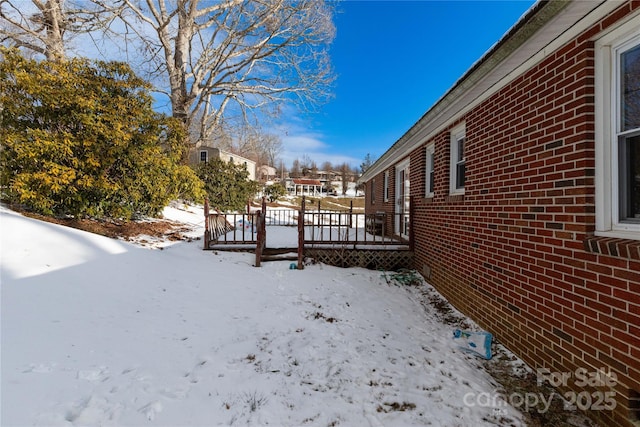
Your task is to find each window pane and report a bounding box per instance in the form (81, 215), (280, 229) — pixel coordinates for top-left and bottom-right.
(429, 171), (435, 193)
(458, 137), (465, 162)
(456, 163), (465, 189)
(620, 134), (640, 221)
(633, 137), (640, 219)
(628, 135), (639, 220)
(622, 44), (640, 131)
(426, 149), (434, 194)
(371, 179), (375, 202)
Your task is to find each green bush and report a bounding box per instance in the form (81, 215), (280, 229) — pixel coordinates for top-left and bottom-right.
(195, 158), (259, 212)
(0, 48), (204, 220)
(264, 182), (287, 202)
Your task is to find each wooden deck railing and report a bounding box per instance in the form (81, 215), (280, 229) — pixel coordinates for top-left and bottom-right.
(204, 196), (413, 269)
(204, 199), (260, 248)
(301, 211), (405, 246)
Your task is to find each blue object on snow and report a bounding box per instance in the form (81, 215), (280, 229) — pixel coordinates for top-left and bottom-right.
(453, 329), (493, 360)
(289, 263), (297, 270)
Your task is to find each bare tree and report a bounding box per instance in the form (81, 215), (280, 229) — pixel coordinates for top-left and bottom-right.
(1, 0), (65, 60)
(277, 160), (287, 180)
(116, 0), (335, 145)
(309, 160), (318, 178)
(223, 123), (282, 170)
(0, 0), (117, 61)
(290, 158), (301, 179)
(320, 160), (333, 172)
(339, 162), (350, 195)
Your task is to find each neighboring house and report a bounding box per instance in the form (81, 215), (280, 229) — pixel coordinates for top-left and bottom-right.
(317, 170), (339, 181)
(287, 178), (323, 196)
(258, 165), (277, 182)
(190, 145), (256, 181)
(359, 2), (640, 426)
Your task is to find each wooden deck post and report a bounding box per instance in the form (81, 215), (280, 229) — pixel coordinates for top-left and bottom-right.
(297, 197), (306, 269)
(254, 196), (267, 267)
(255, 210), (264, 267)
(204, 198), (210, 250)
(349, 200), (353, 228)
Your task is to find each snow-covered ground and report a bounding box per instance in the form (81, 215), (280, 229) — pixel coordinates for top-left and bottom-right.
(1, 203), (527, 426)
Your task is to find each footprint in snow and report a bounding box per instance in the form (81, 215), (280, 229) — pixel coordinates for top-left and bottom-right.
(77, 366), (110, 382)
(22, 362), (56, 373)
(138, 400), (163, 421)
(65, 396), (123, 424)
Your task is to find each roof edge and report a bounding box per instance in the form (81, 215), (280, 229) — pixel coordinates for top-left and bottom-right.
(359, 0), (567, 183)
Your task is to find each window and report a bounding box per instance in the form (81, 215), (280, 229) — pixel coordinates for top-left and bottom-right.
(449, 124), (465, 195)
(425, 143), (435, 197)
(383, 171), (389, 202)
(619, 44), (640, 222)
(371, 179), (376, 204)
(200, 150), (208, 162)
(229, 156), (234, 163)
(595, 19), (640, 239)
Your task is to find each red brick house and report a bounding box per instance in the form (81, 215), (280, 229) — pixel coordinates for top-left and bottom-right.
(358, 2), (640, 426)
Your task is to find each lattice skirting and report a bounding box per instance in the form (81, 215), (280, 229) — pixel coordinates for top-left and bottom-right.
(305, 248), (413, 271)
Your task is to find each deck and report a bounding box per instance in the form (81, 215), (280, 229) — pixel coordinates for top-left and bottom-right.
(203, 198), (413, 270)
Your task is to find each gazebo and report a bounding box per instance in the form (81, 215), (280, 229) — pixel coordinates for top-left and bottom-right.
(291, 179), (322, 196)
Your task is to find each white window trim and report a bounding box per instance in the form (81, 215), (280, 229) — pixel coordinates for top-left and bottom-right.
(383, 171), (389, 202)
(425, 143), (435, 197)
(595, 16), (640, 240)
(199, 150), (208, 162)
(449, 123), (466, 195)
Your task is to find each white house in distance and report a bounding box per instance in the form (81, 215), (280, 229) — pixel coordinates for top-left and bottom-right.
(257, 165), (277, 182)
(189, 144), (257, 181)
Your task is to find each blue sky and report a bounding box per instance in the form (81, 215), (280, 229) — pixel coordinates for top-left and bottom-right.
(279, 0), (536, 168)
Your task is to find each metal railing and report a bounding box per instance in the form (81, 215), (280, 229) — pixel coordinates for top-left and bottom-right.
(302, 211), (408, 246)
(204, 200), (259, 248)
(204, 197), (414, 264)
(263, 209), (298, 226)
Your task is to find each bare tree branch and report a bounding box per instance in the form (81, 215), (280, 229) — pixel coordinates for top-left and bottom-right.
(1, 0), (123, 61)
(115, 0), (335, 145)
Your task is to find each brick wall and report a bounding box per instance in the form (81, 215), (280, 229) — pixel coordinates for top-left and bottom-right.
(365, 3), (640, 426)
(365, 165), (396, 237)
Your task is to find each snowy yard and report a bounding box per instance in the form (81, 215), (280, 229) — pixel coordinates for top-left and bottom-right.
(1, 203), (528, 426)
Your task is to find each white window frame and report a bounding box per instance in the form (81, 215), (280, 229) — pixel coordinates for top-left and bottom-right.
(595, 17), (640, 240)
(395, 158), (411, 238)
(199, 150), (208, 162)
(383, 171), (389, 202)
(449, 123), (466, 195)
(425, 143), (435, 197)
